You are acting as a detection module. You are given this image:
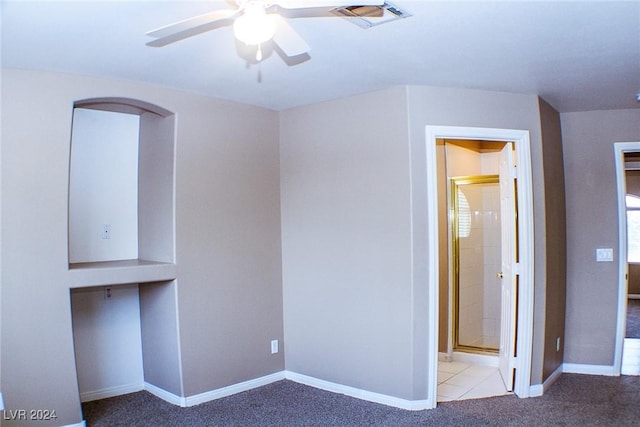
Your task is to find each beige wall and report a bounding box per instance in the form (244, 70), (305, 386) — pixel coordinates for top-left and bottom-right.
(406, 86), (565, 386)
(562, 108), (640, 365)
(1, 68), (574, 420)
(409, 87), (564, 384)
(280, 87), (416, 399)
(1, 69), (283, 425)
(437, 140), (449, 353)
(281, 84), (567, 404)
(538, 98), (567, 380)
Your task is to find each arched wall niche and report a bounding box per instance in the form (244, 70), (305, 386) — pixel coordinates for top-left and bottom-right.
(68, 97), (180, 403)
(75, 97), (174, 117)
(68, 97), (176, 268)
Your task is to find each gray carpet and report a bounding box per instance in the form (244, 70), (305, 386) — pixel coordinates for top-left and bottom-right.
(627, 299), (640, 338)
(82, 374), (640, 426)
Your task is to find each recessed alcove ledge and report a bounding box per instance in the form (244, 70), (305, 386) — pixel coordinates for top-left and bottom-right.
(68, 259), (176, 288)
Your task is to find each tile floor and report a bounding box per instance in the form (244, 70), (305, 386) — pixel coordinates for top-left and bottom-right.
(621, 338), (640, 375)
(437, 360), (510, 402)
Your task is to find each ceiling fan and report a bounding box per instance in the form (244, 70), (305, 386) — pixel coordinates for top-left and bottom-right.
(146, 0), (385, 60)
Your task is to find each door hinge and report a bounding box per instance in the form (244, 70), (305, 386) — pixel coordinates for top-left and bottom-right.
(513, 262), (521, 275)
(512, 165), (518, 179)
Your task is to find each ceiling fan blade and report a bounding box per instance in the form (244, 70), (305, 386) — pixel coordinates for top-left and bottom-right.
(273, 0), (384, 9)
(146, 18), (234, 47)
(146, 9), (238, 39)
(272, 14), (310, 57)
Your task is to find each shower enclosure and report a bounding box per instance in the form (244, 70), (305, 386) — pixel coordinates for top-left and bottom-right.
(451, 175), (501, 353)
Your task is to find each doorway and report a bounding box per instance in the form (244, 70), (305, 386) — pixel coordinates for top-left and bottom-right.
(440, 138), (515, 400)
(613, 142), (640, 375)
(425, 126), (534, 408)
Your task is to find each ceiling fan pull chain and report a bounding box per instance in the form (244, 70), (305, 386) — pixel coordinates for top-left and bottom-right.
(256, 43), (263, 61)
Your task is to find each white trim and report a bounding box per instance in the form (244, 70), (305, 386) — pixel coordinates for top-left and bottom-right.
(80, 382), (144, 403)
(528, 383), (543, 397)
(529, 364), (563, 397)
(613, 142), (640, 375)
(185, 372), (285, 407)
(425, 126), (534, 400)
(562, 363), (618, 376)
(172, 279), (186, 398)
(425, 126), (440, 409)
(284, 371), (431, 411)
(144, 372), (285, 408)
(144, 370), (435, 410)
(144, 382), (186, 407)
(62, 422), (87, 427)
(545, 365), (563, 390)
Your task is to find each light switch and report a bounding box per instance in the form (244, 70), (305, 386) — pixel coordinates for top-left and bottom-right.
(596, 248), (613, 262)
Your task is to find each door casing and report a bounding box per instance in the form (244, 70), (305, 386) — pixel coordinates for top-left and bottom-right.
(425, 126), (534, 408)
(613, 142), (640, 374)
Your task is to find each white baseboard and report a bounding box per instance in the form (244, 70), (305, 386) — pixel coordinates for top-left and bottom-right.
(529, 383), (543, 397)
(284, 371), (434, 411)
(99, 371), (437, 411)
(144, 371), (285, 408)
(185, 372), (285, 407)
(562, 363), (617, 376)
(529, 364), (562, 397)
(144, 382), (186, 407)
(80, 382), (144, 403)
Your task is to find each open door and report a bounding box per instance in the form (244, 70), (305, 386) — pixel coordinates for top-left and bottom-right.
(498, 142), (517, 391)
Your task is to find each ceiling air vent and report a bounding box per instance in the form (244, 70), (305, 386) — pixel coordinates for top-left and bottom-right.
(332, 2), (411, 28)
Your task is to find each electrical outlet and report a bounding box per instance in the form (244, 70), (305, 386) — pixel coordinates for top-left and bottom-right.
(104, 287), (112, 299)
(271, 339), (278, 354)
(596, 248), (613, 262)
(102, 224), (111, 240)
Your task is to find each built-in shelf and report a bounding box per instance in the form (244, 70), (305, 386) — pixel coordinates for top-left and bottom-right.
(68, 99), (175, 278)
(68, 259), (176, 288)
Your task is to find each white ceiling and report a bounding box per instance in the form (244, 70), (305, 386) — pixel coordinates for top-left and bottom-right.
(2, 0), (639, 112)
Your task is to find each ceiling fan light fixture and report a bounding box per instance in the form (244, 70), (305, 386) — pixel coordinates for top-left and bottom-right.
(233, 5), (276, 46)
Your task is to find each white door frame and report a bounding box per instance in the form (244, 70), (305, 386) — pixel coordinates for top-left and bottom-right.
(425, 126), (534, 406)
(498, 142), (517, 391)
(613, 142), (640, 374)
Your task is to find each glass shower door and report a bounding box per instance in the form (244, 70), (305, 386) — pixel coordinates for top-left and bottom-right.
(451, 175), (501, 353)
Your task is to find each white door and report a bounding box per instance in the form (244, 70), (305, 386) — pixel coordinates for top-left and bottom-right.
(498, 142), (517, 391)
